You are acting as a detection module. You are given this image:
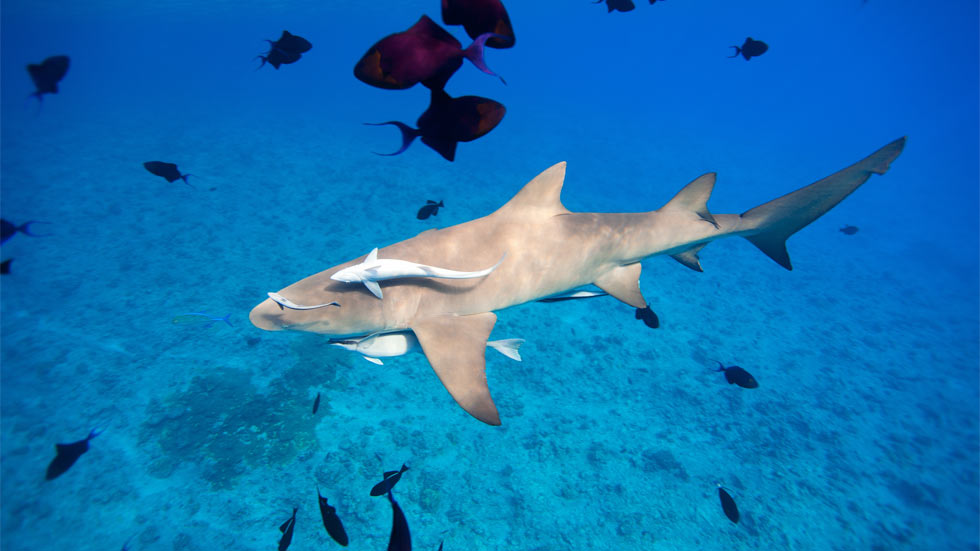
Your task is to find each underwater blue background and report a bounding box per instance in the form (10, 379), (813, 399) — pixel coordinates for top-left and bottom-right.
(1, 0), (977, 549)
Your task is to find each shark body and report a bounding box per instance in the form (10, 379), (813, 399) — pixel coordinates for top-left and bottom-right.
(250, 137), (906, 425)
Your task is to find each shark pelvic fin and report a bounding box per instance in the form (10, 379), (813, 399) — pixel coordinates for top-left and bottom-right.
(740, 137), (907, 270)
(495, 162), (570, 218)
(411, 312), (501, 425)
(364, 280), (383, 299)
(671, 242), (708, 272)
(594, 263), (647, 308)
(662, 173), (718, 228)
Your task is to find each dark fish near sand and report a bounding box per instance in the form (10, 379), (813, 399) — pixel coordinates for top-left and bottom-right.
(718, 485), (740, 523)
(441, 0), (515, 48)
(143, 161), (192, 187)
(46, 428), (101, 480)
(354, 15), (502, 91)
(172, 313), (232, 327)
(1, 259), (11, 275)
(367, 89), (505, 161)
(387, 490), (412, 551)
(840, 225), (858, 235)
(714, 360), (759, 389)
(1, 219), (50, 244)
(417, 200), (444, 220)
(257, 30), (313, 70)
(594, 0), (636, 13)
(27, 55), (70, 102)
(317, 485), (349, 546)
(635, 306), (659, 329)
(313, 392), (321, 414)
(278, 507), (297, 551)
(371, 464), (409, 497)
(729, 37), (768, 60)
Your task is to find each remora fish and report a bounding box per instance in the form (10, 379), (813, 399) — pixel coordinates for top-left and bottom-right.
(250, 138), (906, 425)
(330, 330), (523, 365)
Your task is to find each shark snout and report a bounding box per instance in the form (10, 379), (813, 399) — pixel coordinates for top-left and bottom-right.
(249, 298), (288, 331)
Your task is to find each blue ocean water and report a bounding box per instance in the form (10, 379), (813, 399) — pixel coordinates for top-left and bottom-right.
(1, 0), (977, 549)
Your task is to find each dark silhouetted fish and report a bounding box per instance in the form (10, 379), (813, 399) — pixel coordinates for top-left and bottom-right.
(1, 219), (50, 244)
(27, 55), (69, 102)
(143, 161), (193, 187)
(714, 360), (759, 389)
(441, 0), (515, 49)
(387, 490), (412, 551)
(594, 0), (636, 13)
(317, 485), (349, 547)
(729, 37), (768, 60)
(718, 485), (739, 523)
(367, 89), (505, 161)
(417, 200), (444, 220)
(45, 428), (102, 480)
(278, 507), (297, 551)
(313, 392), (321, 414)
(839, 225), (858, 235)
(371, 464), (409, 497)
(1, 259), (11, 275)
(354, 15), (502, 91)
(635, 306), (659, 329)
(258, 31), (313, 70)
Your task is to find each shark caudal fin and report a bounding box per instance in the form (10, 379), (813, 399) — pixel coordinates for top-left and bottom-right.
(739, 137), (906, 270)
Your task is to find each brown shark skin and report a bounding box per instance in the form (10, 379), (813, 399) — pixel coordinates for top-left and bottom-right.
(250, 137), (906, 424)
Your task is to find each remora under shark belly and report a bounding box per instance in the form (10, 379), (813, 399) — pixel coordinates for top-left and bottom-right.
(250, 137), (906, 425)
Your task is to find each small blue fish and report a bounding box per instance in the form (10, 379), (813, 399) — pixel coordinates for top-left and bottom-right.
(172, 313), (232, 328)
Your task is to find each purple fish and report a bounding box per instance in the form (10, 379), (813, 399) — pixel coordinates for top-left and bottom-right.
(441, 0), (515, 49)
(354, 15), (502, 91)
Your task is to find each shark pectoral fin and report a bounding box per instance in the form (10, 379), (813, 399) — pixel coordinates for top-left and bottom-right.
(594, 263), (647, 308)
(662, 172), (718, 228)
(411, 312), (501, 426)
(364, 280), (383, 299)
(671, 242), (708, 272)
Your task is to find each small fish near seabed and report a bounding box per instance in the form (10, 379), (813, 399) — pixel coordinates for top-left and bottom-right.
(441, 0), (516, 48)
(367, 89), (506, 162)
(317, 485), (349, 547)
(718, 485), (740, 524)
(594, 0), (635, 13)
(1, 218), (50, 244)
(1, 259), (11, 275)
(729, 37), (768, 60)
(172, 313), (232, 328)
(278, 507), (297, 551)
(386, 489), (412, 551)
(143, 161), (193, 187)
(354, 15), (503, 91)
(839, 225), (859, 235)
(635, 306), (659, 328)
(713, 360), (759, 389)
(46, 428), (102, 480)
(417, 200), (444, 220)
(257, 30), (313, 70)
(27, 55), (70, 102)
(312, 392), (321, 414)
(371, 464), (409, 497)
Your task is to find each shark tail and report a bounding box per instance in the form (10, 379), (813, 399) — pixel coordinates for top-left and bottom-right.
(487, 338), (525, 361)
(738, 137), (906, 270)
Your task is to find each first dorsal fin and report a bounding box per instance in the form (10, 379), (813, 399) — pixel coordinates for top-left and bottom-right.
(366, 248), (378, 263)
(494, 162), (570, 218)
(661, 173), (718, 228)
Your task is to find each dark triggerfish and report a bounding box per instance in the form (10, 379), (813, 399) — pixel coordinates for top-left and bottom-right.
(143, 161), (193, 187)
(839, 225), (859, 235)
(417, 200), (444, 220)
(354, 15), (502, 91)
(441, 0), (515, 49)
(729, 37), (768, 60)
(278, 507), (297, 551)
(317, 485), (349, 546)
(27, 55), (70, 102)
(386, 490), (412, 551)
(45, 428), (102, 480)
(1, 219), (49, 244)
(367, 89), (505, 161)
(714, 360), (759, 389)
(718, 485), (740, 523)
(257, 30), (313, 70)
(371, 464), (410, 497)
(594, 0), (636, 13)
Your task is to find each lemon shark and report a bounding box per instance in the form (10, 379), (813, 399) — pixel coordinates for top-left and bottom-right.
(250, 137), (906, 425)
